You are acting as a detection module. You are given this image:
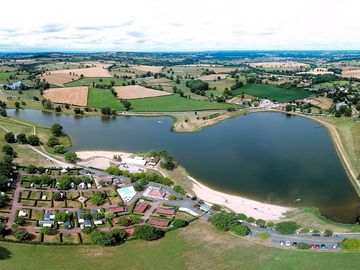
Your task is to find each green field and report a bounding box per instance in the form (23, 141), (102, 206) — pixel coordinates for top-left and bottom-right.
(1, 221), (360, 270)
(314, 80), (350, 89)
(234, 83), (312, 102)
(64, 77), (126, 87)
(0, 71), (16, 82)
(88, 88), (235, 112)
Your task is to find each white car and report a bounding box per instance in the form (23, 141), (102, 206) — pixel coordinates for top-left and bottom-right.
(285, 241), (291, 246)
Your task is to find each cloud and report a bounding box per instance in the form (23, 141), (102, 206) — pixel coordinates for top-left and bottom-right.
(77, 21), (134, 31)
(127, 31), (144, 38)
(40, 24), (66, 33)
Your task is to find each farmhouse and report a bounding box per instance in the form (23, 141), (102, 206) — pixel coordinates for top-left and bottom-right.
(148, 218), (170, 228)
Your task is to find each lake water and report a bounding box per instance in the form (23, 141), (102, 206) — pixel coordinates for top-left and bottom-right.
(7, 109), (360, 223)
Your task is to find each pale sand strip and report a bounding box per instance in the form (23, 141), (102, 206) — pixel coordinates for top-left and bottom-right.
(190, 176), (292, 220)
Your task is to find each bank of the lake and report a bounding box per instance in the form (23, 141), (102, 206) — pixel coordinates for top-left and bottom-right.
(6, 109), (360, 223)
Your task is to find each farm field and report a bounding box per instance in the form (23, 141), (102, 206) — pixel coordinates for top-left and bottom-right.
(341, 69), (360, 78)
(0, 71), (17, 82)
(249, 61), (309, 70)
(198, 74), (228, 80)
(234, 83), (312, 102)
(306, 96), (333, 110)
(4, 89), (42, 100)
(64, 77), (126, 87)
(113, 85), (172, 99)
(43, 86), (88, 106)
(1, 221), (360, 270)
(87, 88), (234, 111)
(315, 80), (350, 89)
(129, 65), (164, 72)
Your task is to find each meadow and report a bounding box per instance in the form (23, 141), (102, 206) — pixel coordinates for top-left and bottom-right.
(234, 83), (312, 102)
(87, 88), (235, 112)
(1, 221), (360, 270)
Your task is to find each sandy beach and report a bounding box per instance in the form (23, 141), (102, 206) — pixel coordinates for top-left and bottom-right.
(190, 176), (292, 220)
(76, 151), (132, 170)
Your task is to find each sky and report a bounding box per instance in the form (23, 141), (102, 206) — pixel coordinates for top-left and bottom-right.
(0, 0), (359, 52)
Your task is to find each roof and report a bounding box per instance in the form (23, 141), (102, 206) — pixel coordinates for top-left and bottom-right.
(109, 207), (125, 213)
(77, 210), (84, 217)
(123, 226), (135, 236)
(200, 204), (211, 212)
(156, 207), (176, 216)
(43, 211), (51, 220)
(84, 219), (92, 226)
(149, 156), (161, 165)
(39, 220), (54, 226)
(122, 158), (147, 166)
(134, 202), (149, 213)
(149, 218), (170, 227)
(147, 188), (166, 199)
(95, 176), (113, 186)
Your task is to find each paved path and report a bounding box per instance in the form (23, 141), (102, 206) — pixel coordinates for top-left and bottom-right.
(141, 201), (160, 222)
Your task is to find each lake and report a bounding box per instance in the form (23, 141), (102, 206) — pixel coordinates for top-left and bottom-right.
(7, 109), (360, 223)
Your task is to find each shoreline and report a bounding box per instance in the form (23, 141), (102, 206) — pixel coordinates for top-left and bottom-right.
(76, 150), (293, 220)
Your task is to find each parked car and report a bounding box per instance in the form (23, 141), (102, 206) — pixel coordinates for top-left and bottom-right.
(285, 241), (291, 246)
(310, 244), (315, 249)
(315, 244), (320, 249)
(320, 244), (326, 249)
(292, 242), (298, 247)
(280, 240), (284, 246)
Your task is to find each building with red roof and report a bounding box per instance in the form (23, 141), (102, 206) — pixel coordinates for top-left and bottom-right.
(149, 218), (170, 227)
(156, 207), (176, 216)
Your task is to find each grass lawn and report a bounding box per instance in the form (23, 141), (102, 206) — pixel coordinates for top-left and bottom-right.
(4, 90), (42, 100)
(64, 77), (126, 87)
(1, 220), (360, 270)
(234, 83), (312, 102)
(0, 71), (16, 82)
(88, 88), (235, 112)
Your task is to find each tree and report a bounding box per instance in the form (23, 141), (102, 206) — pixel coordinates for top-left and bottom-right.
(82, 226), (94, 234)
(14, 101), (20, 109)
(0, 107), (7, 117)
(4, 132), (15, 143)
(90, 230), (116, 246)
(120, 99), (131, 111)
(2, 144), (15, 156)
(173, 185), (185, 195)
(101, 107), (112, 115)
(340, 238), (360, 250)
(40, 227), (53, 235)
(55, 211), (72, 222)
(323, 229), (333, 237)
(134, 225), (164, 241)
(25, 165), (37, 174)
(255, 219), (266, 227)
(16, 133), (27, 144)
(52, 192), (64, 201)
(91, 192), (106, 206)
(42, 99), (54, 110)
(56, 176), (73, 190)
(64, 151), (77, 163)
(15, 216), (26, 226)
(27, 135), (40, 146)
(210, 212), (238, 231)
(0, 223), (6, 237)
(231, 224), (251, 236)
(275, 221), (299, 235)
(0, 193), (9, 207)
(51, 123), (63, 137)
(285, 104), (293, 112)
(47, 136), (60, 147)
(172, 219), (188, 229)
(53, 144), (65, 154)
(14, 230), (32, 240)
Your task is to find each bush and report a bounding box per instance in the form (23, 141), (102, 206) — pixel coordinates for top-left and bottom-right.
(299, 228), (310, 234)
(41, 227), (53, 235)
(56, 176), (74, 189)
(17, 133), (27, 144)
(53, 145), (65, 154)
(15, 216), (26, 226)
(275, 221), (300, 235)
(2, 144), (15, 156)
(211, 204), (221, 211)
(323, 229), (333, 237)
(258, 232), (270, 239)
(340, 238), (360, 250)
(173, 185), (186, 195)
(64, 151), (77, 163)
(246, 217), (255, 223)
(297, 242), (310, 249)
(51, 123), (63, 137)
(4, 132), (15, 143)
(27, 135), (40, 146)
(52, 192), (64, 201)
(210, 212), (238, 231)
(47, 136), (60, 147)
(0, 224), (6, 237)
(26, 165), (37, 174)
(255, 219), (266, 227)
(14, 230), (32, 240)
(172, 219), (189, 229)
(231, 224), (250, 236)
(0, 193), (9, 207)
(91, 192), (106, 206)
(135, 225), (164, 241)
(82, 226), (94, 234)
(90, 230), (116, 246)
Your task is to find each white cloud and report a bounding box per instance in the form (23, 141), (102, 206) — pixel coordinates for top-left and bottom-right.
(0, 0), (359, 51)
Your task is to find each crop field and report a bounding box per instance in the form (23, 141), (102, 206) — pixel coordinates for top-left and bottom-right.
(198, 74), (228, 80)
(39, 63), (113, 86)
(0, 71), (17, 82)
(36, 62), (82, 71)
(144, 78), (173, 87)
(234, 83), (312, 102)
(1, 221), (360, 270)
(113, 85), (172, 99)
(43, 86), (89, 106)
(249, 61), (309, 70)
(298, 68), (334, 75)
(315, 80), (350, 89)
(306, 96), (333, 110)
(88, 88), (234, 111)
(129, 65), (164, 72)
(64, 77), (126, 87)
(341, 68), (360, 78)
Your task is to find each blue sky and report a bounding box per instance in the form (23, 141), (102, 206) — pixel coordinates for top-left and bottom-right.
(0, 0), (359, 52)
